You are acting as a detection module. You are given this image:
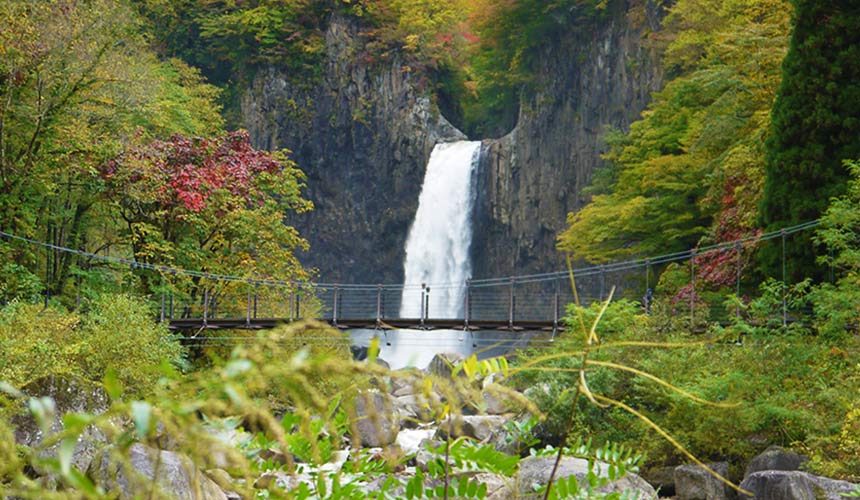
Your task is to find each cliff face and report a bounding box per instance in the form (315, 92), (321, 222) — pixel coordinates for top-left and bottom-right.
(241, 2), (663, 285)
(473, 1), (664, 279)
(241, 18), (464, 284)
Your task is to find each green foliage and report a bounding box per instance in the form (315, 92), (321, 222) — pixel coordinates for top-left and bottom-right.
(806, 407), (860, 481)
(0, 296), (182, 396)
(0, 0), (225, 306)
(560, 0), (791, 263)
(78, 294), (184, 396)
(761, 0), (860, 280)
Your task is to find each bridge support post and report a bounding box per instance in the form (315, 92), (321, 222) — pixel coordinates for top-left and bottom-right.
(253, 284), (258, 319)
(508, 277), (515, 329)
(159, 272), (166, 323)
(600, 265), (607, 302)
(333, 285), (339, 326)
(464, 279), (471, 330)
(246, 280), (252, 327)
(424, 287), (431, 326)
(781, 229), (787, 328)
(735, 242), (743, 321)
(295, 286), (301, 320)
(169, 270), (175, 320)
(203, 287), (209, 328)
(645, 258), (652, 315)
(553, 281), (559, 333)
(690, 250), (696, 329)
(376, 284), (382, 328)
(420, 283), (426, 328)
(289, 287), (295, 322)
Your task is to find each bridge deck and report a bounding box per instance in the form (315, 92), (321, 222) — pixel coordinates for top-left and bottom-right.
(168, 317), (560, 332)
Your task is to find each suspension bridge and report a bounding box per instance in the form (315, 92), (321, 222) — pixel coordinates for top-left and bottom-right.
(0, 220), (820, 334)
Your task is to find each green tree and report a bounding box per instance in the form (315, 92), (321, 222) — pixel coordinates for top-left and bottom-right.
(0, 0), (223, 303)
(760, 0), (860, 281)
(559, 0), (790, 268)
(810, 160), (860, 337)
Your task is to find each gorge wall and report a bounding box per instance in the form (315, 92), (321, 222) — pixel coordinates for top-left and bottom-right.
(241, 18), (464, 284)
(241, 1), (664, 284)
(473, 1), (665, 279)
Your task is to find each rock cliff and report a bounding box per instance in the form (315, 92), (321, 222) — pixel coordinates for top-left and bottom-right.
(241, 1), (664, 285)
(241, 18), (464, 284)
(473, 1), (664, 279)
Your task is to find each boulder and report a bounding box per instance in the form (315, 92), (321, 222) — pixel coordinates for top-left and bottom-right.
(674, 462), (731, 500)
(436, 415), (509, 442)
(394, 394), (438, 426)
(391, 371), (424, 397)
(353, 391), (400, 447)
(11, 374), (110, 474)
(427, 352), (466, 379)
(739, 470), (858, 500)
(88, 443), (228, 500)
(517, 456), (656, 499)
(744, 445), (809, 478)
(469, 472), (515, 500)
(641, 465), (676, 497)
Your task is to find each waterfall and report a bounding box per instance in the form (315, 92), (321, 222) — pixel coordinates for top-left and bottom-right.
(399, 141), (481, 318)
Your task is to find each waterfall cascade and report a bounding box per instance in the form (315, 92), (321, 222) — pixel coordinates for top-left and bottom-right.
(399, 141), (482, 318)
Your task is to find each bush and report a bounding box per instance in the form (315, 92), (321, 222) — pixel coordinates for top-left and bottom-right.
(79, 294), (184, 397)
(0, 302), (83, 387)
(0, 295), (183, 397)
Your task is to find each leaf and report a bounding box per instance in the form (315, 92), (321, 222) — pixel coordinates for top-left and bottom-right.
(131, 401), (152, 439)
(316, 471), (327, 497)
(62, 412), (95, 434)
(102, 369), (123, 400)
(556, 475), (569, 498)
(29, 397), (56, 433)
(0, 382), (23, 399)
(367, 336), (380, 363)
(458, 476), (468, 497)
(58, 435), (78, 476)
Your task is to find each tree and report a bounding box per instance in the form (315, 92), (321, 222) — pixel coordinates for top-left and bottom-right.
(100, 131), (312, 307)
(760, 0), (860, 281)
(0, 0), (223, 302)
(559, 0), (790, 277)
(810, 159), (860, 337)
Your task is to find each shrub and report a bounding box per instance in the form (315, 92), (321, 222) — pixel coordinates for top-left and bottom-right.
(79, 294), (184, 397)
(0, 295), (183, 397)
(0, 302), (83, 387)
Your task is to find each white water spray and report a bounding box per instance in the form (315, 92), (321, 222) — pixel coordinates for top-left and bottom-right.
(399, 141), (481, 319)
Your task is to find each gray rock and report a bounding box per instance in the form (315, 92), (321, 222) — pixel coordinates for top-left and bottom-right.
(470, 472), (515, 500)
(436, 415), (509, 442)
(744, 446), (809, 479)
(353, 391), (400, 447)
(427, 352), (466, 379)
(11, 374), (110, 475)
(641, 465), (676, 497)
(394, 395), (436, 426)
(88, 443), (227, 500)
(474, 3), (665, 284)
(674, 462), (731, 500)
(391, 370), (425, 397)
(517, 456), (656, 499)
(739, 470), (858, 500)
